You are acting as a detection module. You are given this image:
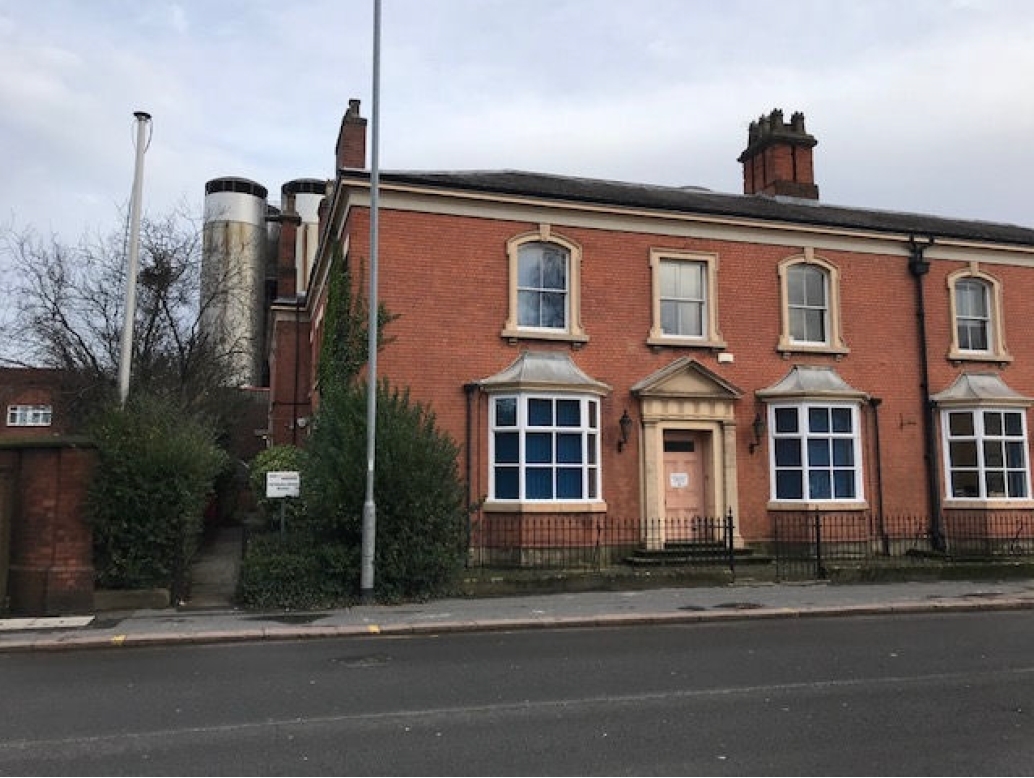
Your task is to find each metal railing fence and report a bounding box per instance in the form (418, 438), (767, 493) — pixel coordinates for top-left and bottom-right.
(467, 513), (736, 572)
(772, 510), (1034, 580)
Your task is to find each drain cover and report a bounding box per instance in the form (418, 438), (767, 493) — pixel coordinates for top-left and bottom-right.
(713, 602), (764, 610)
(247, 613), (325, 625)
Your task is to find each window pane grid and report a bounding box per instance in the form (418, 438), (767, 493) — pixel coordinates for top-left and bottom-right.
(771, 403), (860, 502)
(490, 395), (600, 502)
(6, 404), (53, 427)
(517, 243), (569, 330)
(659, 260), (706, 338)
(787, 265), (829, 344)
(945, 409), (1029, 499)
(955, 279), (991, 352)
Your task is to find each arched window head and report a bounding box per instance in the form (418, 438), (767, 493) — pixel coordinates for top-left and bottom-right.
(947, 267), (1011, 364)
(501, 226), (587, 345)
(777, 250), (848, 355)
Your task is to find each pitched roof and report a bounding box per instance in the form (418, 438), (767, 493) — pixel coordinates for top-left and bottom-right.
(360, 169), (1034, 247)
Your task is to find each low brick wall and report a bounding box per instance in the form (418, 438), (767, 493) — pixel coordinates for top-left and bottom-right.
(0, 437), (97, 615)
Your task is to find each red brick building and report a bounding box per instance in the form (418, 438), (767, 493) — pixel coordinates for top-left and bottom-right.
(264, 103), (1034, 555)
(0, 368), (66, 439)
(0, 368), (95, 614)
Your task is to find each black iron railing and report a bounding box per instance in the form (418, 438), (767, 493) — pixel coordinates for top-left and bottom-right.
(772, 510), (1034, 580)
(466, 510), (1034, 580)
(467, 512), (737, 572)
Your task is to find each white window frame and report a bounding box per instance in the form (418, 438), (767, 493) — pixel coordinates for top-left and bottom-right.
(489, 393), (601, 504)
(768, 401), (864, 504)
(501, 225), (587, 344)
(6, 404), (53, 427)
(660, 259), (705, 337)
(776, 250), (848, 356)
(787, 264), (828, 345)
(941, 408), (1030, 501)
(517, 241), (569, 330)
(947, 267), (1011, 363)
(954, 278), (991, 352)
(647, 249), (725, 348)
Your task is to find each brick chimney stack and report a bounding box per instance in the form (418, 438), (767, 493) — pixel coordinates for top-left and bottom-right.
(738, 109), (819, 200)
(335, 98), (367, 170)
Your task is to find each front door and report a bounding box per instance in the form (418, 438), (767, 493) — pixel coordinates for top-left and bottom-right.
(663, 432), (706, 542)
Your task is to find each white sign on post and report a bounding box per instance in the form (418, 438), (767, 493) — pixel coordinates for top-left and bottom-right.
(266, 471), (300, 498)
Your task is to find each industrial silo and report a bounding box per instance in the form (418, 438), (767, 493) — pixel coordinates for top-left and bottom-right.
(201, 177), (270, 387)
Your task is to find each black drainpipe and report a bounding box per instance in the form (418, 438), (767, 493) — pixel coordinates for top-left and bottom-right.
(463, 382), (477, 511)
(463, 380), (481, 566)
(868, 397), (886, 554)
(291, 293), (301, 446)
(908, 235), (946, 552)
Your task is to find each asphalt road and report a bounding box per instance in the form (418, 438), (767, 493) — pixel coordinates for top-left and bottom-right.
(1, 610), (1031, 776)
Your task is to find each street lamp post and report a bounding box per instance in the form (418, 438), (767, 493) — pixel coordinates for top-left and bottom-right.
(360, 0), (382, 603)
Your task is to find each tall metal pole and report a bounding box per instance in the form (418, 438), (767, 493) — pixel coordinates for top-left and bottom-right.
(118, 111), (152, 407)
(360, 0), (382, 603)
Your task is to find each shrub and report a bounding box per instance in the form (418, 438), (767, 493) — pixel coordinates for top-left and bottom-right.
(302, 381), (468, 602)
(237, 534), (357, 610)
(87, 393), (228, 600)
(247, 444), (306, 530)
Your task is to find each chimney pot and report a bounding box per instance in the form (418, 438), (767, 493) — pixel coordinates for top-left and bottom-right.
(737, 108), (819, 200)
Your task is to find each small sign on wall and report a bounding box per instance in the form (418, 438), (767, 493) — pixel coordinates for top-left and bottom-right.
(669, 472), (689, 489)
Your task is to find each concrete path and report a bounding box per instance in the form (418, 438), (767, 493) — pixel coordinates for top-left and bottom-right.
(3, 576), (1034, 654)
(182, 523), (242, 609)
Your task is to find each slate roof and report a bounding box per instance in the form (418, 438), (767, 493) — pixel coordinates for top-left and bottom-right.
(362, 169), (1034, 248)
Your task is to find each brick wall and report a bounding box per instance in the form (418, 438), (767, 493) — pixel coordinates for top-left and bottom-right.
(2, 439), (96, 615)
(269, 181), (1034, 549)
(330, 206), (934, 539)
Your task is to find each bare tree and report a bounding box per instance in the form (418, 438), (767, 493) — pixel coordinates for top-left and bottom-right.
(0, 204), (258, 432)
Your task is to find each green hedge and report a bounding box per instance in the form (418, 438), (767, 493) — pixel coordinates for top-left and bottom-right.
(237, 381), (468, 607)
(303, 382), (468, 602)
(88, 394), (228, 599)
(237, 533), (358, 610)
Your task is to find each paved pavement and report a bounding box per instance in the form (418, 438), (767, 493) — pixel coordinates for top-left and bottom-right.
(4, 524), (1034, 653)
(3, 577), (1034, 653)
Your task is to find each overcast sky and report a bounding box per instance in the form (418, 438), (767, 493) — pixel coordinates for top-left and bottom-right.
(3, 0), (1034, 246)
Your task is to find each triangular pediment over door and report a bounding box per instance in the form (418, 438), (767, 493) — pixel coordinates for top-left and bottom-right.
(630, 358), (745, 549)
(632, 357), (743, 404)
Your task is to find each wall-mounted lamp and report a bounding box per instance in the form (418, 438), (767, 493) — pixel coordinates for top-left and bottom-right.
(749, 412), (766, 455)
(618, 409), (633, 452)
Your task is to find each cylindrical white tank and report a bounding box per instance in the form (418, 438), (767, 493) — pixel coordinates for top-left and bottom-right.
(281, 178), (326, 295)
(202, 177), (270, 387)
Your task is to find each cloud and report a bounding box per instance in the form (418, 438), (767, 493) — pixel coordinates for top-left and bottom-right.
(3, 0), (1034, 245)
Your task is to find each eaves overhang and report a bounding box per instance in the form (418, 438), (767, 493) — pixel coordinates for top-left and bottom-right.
(336, 168), (1034, 249)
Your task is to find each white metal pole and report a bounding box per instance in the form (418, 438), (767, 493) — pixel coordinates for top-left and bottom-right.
(360, 0), (381, 603)
(118, 111), (151, 407)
